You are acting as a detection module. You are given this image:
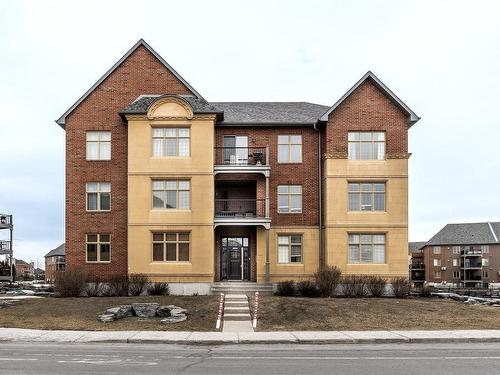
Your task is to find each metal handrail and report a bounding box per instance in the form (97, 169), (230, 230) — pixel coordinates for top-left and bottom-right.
(215, 198), (266, 217)
(214, 147), (268, 166)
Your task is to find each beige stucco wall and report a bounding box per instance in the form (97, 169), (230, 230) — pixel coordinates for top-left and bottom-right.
(324, 158), (409, 278)
(127, 100), (216, 282)
(256, 227), (320, 282)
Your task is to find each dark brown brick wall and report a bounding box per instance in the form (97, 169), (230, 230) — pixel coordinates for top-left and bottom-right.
(65, 45), (194, 279)
(325, 79), (409, 158)
(215, 126), (320, 227)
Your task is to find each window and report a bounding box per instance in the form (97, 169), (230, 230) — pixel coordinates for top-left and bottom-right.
(433, 258), (441, 267)
(348, 132), (385, 160)
(152, 232), (190, 262)
(483, 270), (489, 278)
(277, 185), (302, 213)
(86, 183), (111, 211)
(434, 270), (441, 279)
(482, 258), (489, 267)
(453, 259), (459, 267)
(152, 180), (190, 209)
(348, 234), (385, 264)
(86, 131), (111, 160)
(152, 128), (190, 157)
(452, 246), (461, 254)
(433, 246), (441, 254)
(86, 234), (110, 262)
(481, 245), (489, 254)
(277, 235), (302, 263)
(453, 271), (461, 278)
(278, 135), (302, 163)
(348, 183), (385, 211)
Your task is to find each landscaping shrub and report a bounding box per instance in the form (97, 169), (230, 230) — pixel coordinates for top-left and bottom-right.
(106, 275), (130, 296)
(275, 280), (295, 296)
(147, 282), (169, 296)
(129, 273), (148, 296)
(297, 280), (320, 298)
(419, 285), (432, 297)
(314, 266), (342, 297)
(366, 276), (387, 297)
(342, 275), (368, 297)
(54, 267), (87, 297)
(391, 277), (411, 298)
(83, 276), (104, 297)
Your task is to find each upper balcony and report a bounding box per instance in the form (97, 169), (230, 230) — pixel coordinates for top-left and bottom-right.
(461, 248), (482, 257)
(410, 263), (425, 270)
(214, 147), (270, 176)
(0, 240), (12, 255)
(0, 214), (12, 229)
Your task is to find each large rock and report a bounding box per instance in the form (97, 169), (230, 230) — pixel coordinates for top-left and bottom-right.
(132, 303), (159, 317)
(156, 306), (171, 317)
(161, 315), (187, 324)
(164, 305), (188, 316)
(97, 313), (116, 322)
(105, 305), (134, 319)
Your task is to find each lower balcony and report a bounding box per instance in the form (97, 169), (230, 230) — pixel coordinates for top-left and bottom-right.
(214, 198), (270, 228)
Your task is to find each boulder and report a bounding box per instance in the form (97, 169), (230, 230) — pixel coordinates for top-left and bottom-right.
(132, 303), (159, 317)
(465, 298), (478, 305)
(164, 305), (188, 316)
(104, 305), (134, 319)
(156, 306), (171, 317)
(161, 314), (187, 324)
(97, 313), (116, 322)
(449, 294), (468, 302)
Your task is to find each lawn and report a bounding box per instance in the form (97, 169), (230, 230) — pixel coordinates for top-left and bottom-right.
(0, 296), (217, 331)
(253, 296), (500, 331)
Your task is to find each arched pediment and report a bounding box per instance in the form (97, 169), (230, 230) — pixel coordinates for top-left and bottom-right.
(147, 95), (194, 120)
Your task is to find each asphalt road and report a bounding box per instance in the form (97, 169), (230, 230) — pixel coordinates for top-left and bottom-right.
(1, 342), (499, 375)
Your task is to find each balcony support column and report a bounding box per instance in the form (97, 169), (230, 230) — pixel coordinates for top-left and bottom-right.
(265, 173), (270, 218)
(265, 228), (270, 283)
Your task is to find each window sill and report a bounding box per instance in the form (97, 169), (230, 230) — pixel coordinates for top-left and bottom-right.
(86, 210), (111, 213)
(277, 263), (304, 266)
(277, 212), (303, 215)
(277, 162), (303, 165)
(150, 156), (191, 159)
(86, 159), (111, 162)
(85, 261), (111, 264)
(151, 209), (192, 212)
(151, 261), (192, 264)
(347, 211), (387, 213)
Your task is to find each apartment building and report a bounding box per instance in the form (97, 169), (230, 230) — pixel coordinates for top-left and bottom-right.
(44, 243), (65, 283)
(55, 39), (420, 294)
(410, 222), (500, 288)
(409, 241), (426, 286)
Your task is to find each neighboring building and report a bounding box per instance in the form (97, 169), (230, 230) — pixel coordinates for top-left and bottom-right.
(13, 259), (34, 280)
(55, 39), (420, 294)
(409, 241), (426, 286)
(411, 222), (500, 288)
(44, 244), (65, 282)
(34, 268), (45, 281)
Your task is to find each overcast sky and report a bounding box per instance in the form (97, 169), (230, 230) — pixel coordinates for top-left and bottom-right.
(1, 0), (499, 266)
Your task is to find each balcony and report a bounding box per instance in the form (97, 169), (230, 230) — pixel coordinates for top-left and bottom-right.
(410, 263), (425, 270)
(461, 249), (482, 256)
(0, 214), (12, 229)
(214, 147), (270, 176)
(0, 240), (12, 255)
(214, 198), (270, 228)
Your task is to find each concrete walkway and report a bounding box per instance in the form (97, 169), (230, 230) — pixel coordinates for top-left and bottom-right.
(222, 294), (254, 332)
(2, 328), (500, 344)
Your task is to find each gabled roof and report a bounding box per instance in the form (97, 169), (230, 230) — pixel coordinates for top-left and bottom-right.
(55, 39), (203, 128)
(44, 243), (65, 258)
(426, 222), (500, 246)
(320, 71), (420, 125)
(409, 241), (427, 253)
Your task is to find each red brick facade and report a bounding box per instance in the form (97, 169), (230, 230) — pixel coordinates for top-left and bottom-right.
(65, 45), (194, 279)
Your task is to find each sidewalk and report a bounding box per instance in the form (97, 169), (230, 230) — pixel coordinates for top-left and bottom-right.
(1, 328), (500, 344)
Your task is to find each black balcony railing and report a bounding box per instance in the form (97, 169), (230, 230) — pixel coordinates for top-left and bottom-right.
(214, 147), (268, 166)
(0, 214), (12, 228)
(461, 249), (482, 256)
(410, 263), (425, 270)
(215, 199), (266, 218)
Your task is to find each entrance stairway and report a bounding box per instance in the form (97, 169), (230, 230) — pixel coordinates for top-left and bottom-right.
(222, 294), (254, 332)
(211, 282), (273, 295)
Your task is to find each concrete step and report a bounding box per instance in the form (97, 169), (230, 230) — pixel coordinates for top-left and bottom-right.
(224, 302), (249, 307)
(224, 294), (248, 299)
(224, 307), (250, 313)
(223, 313), (251, 321)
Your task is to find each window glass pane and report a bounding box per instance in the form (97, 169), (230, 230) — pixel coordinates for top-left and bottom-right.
(278, 135), (289, 144)
(278, 236), (289, 245)
(152, 139), (163, 156)
(348, 143), (358, 160)
(361, 245), (372, 262)
(242, 238), (248, 247)
(373, 245), (385, 263)
(348, 132), (359, 141)
(179, 233), (190, 241)
(348, 183), (359, 192)
(100, 193), (110, 210)
(87, 234), (98, 243)
(166, 181), (177, 190)
(100, 132), (111, 141)
(165, 128), (176, 137)
(178, 181), (190, 190)
(348, 245), (359, 263)
(87, 183), (98, 192)
(178, 243), (189, 261)
(100, 142), (111, 160)
(153, 243), (164, 261)
(166, 139), (177, 156)
(152, 128), (164, 137)
(100, 183), (111, 192)
(291, 135), (301, 144)
(374, 183), (385, 192)
(178, 191), (190, 209)
(179, 128), (190, 137)
(360, 184), (371, 192)
(360, 235), (372, 243)
(361, 193), (372, 211)
(291, 235), (302, 244)
(87, 193), (98, 210)
(153, 191), (165, 208)
(152, 181), (164, 190)
(87, 244), (97, 261)
(166, 233), (177, 241)
(178, 139), (189, 156)
(86, 132), (99, 141)
(360, 143), (372, 160)
(290, 145), (302, 162)
(359, 132), (372, 141)
(100, 234), (110, 242)
(374, 142), (385, 160)
(153, 233), (164, 241)
(166, 243), (176, 261)
(291, 245), (302, 262)
(373, 132), (385, 141)
(278, 195), (289, 212)
(277, 185), (288, 194)
(278, 145), (288, 162)
(348, 234), (359, 244)
(166, 191), (177, 208)
(100, 244), (110, 262)
(290, 195), (302, 212)
(290, 185), (302, 194)
(87, 142), (98, 160)
(278, 245), (289, 263)
(374, 193), (385, 211)
(348, 193), (359, 211)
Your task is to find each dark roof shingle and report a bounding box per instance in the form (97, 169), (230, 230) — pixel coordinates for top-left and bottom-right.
(409, 241), (426, 253)
(45, 243), (65, 258)
(426, 222), (500, 246)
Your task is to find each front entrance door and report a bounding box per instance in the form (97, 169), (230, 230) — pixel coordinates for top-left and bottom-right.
(221, 237), (250, 281)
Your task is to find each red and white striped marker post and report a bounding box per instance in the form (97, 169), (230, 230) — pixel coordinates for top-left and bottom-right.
(216, 293), (225, 329)
(252, 292), (259, 328)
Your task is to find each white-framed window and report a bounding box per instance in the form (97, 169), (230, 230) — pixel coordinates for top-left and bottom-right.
(348, 132), (385, 160)
(453, 271), (461, 278)
(152, 128), (190, 157)
(434, 270), (441, 278)
(433, 258), (441, 267)
(481, 245), (489, 254)
(348, 234), (385, 264)
(86, 183), (111, 211)
(433, 246), (441, 254)
(453, 259), (459, 267)
(86, 234), (110, 263)
(277, 235), (302, 263)
(152, 232), (190, 262)
(277, 185), (302, 213)
(348, 182), (385, 211)
(152, 180), (190, 209)
(452, 246), (461, 254)
(86, 131), (111, 160)
(482, 258), (489, 267)
(278, 135), (302, 163)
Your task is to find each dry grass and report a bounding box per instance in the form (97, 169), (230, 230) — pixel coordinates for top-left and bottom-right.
(0, 296), (217, 331)
(254, 296), (500, 331)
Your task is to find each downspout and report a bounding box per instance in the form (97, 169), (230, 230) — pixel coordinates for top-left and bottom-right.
(313, 121), (324, 268)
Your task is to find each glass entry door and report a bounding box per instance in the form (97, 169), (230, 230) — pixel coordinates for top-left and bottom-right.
(223, 136), (248, 165)
(221, 237), (250, 281)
